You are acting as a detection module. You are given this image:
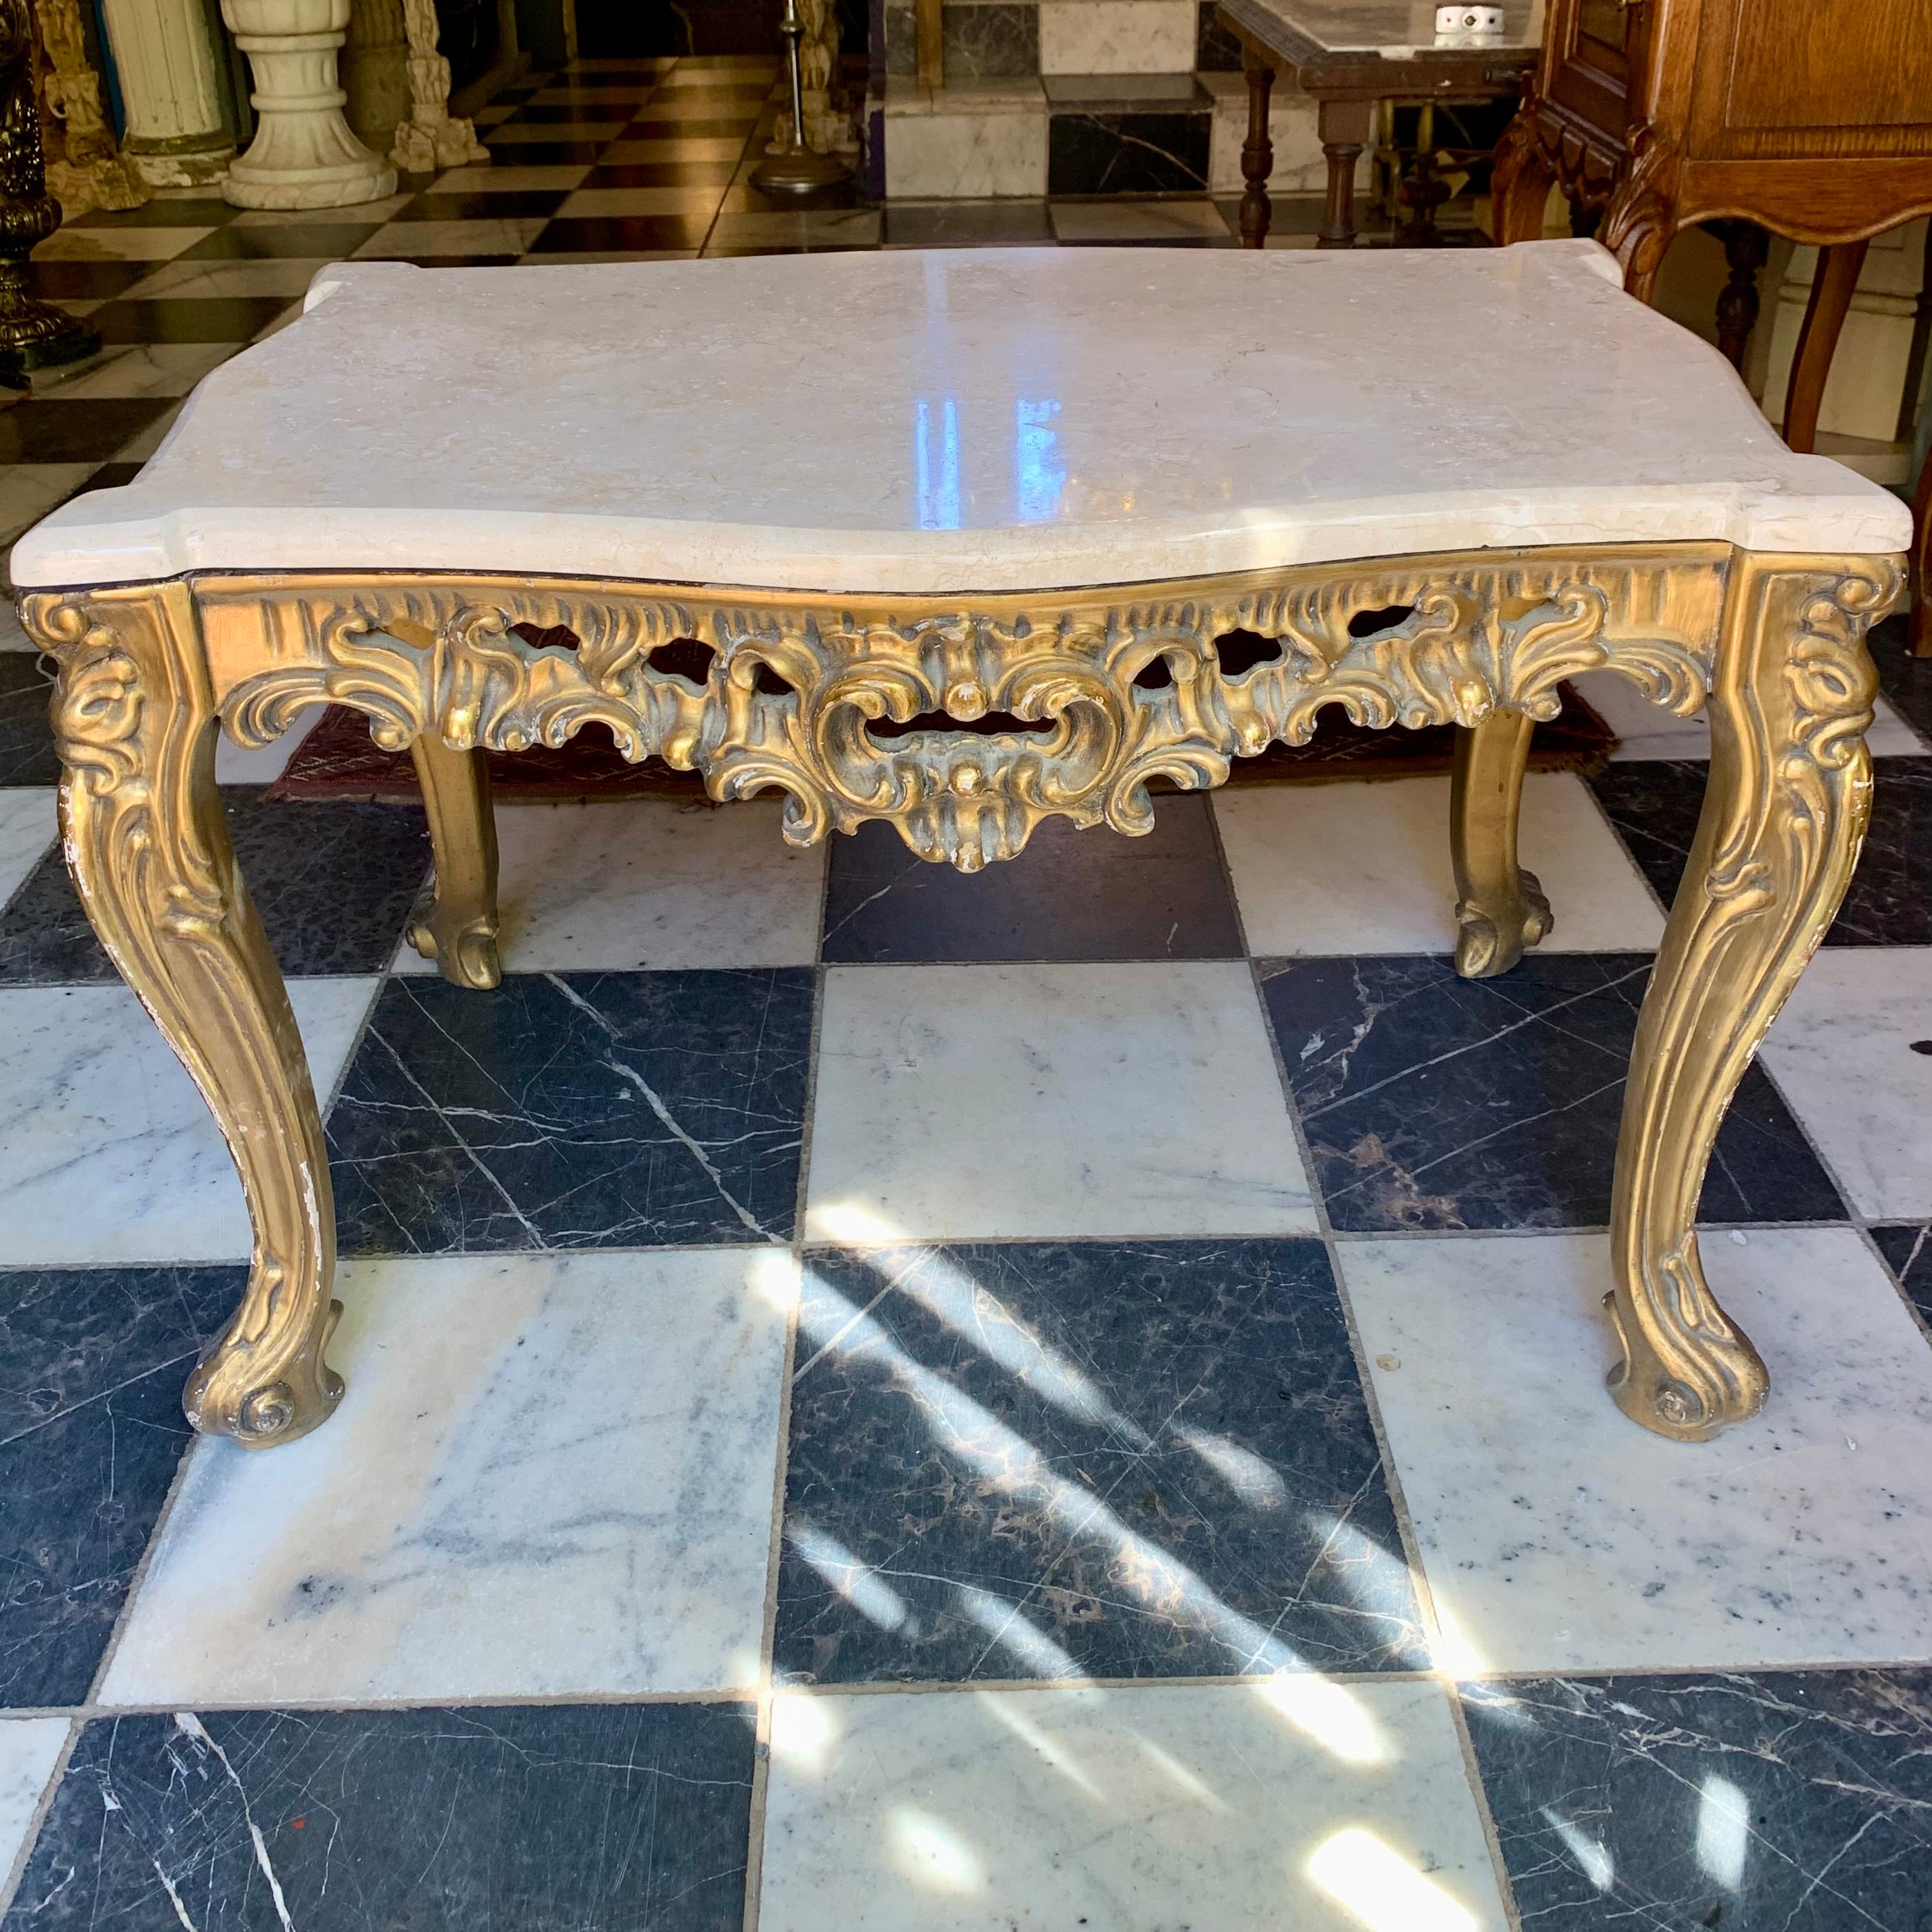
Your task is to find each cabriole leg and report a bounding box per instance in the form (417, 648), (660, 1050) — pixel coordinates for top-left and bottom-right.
(407, 732), (501, 989)
(1450, 710), (1551, 978)
(1606, 555), (1894, 1441)
(26, 582), (343, 1447)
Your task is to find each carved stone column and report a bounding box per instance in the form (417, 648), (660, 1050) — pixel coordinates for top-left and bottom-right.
(221, 0), (397, 209)
(96, 0), (235, 187)
(34, 0), (147, 214)
(0, 0), (96, 369)
(389, 0), (483, 174)
(340, 0), (410, 151)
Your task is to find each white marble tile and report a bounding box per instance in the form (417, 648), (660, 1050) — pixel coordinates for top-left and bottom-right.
(213, 705), (322, 783)
(1214, 770), (1667, 955)
(0, 601), (34, 650)
(0, 788), (57, 904)
(351, 218), (550, 258)
(884, 91), (1048, 199)
(638, 96), (765, 121)
(232, 194), (417, 225)
(1039, 0), (1197, 73)
(392, 797), (823, 973)
(1570, 670), (1925, 759)
(1759, 948), (1932, 1220)
(0, 1720), (67, 1878)
(0, 465), (94, 557)
(758, 1680), (1510, 1932)
(120, 257), (338, 301)
(1203, 71), (1346, 196)
(805, 961), (1314, 1241)
(101, 1247), (794, 1704)
(481, 120), (632, 142)
(557, 186), (725, 217)
(31, 226), (211, 261)
(32, 342), (241, 400)
(602, 138), (748, 164)
(1048, 198), (1232, 241)
(1340, 1225), (1932, 1673)
(0, 978), (377, 1265)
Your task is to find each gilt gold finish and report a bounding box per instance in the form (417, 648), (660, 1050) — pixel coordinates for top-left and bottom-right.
(20, 540), (1899, 1449)
(1450, 711), (1553, 979)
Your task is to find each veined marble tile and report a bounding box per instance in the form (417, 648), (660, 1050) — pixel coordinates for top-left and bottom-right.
(7, 1704), (754, 1932)
(430, 162), (593, 191)
(1340, 1226), (1932, 1673)
(0, 464), (96, 555)
(1049, 197), (1228, 241)
(0, 978), (378, 1265)
(805, 962), (1314, 1241)
(557, 185), (726, 216)
(480, 120), (631, 142)
(0, 602), (34, 651)
(120, 257), (336, 301)
(708, 210), (883, 249)
(102, 1247), (795, 1703)
(107, 402), (181, 463)
(1464, 1669), (1932, 1930)
(33, 342), (239, 400)
(602, 138), (749, 163)
(1215, 772), (1666, 956)
(757, 1680), (1510, 1931)
(1572, 670), (1925, 759)
(1039, 0), (1198, 73)
(0, 1720), (66, 1876)
(1760, 948), (1932, 1219)
(212, 705), (320, 783)
(0, 658), (57, 783)
(351, 217), (550, 258)
(1203, 70), (1339, 196)
(393, 798), (824, 974)
(31, 225), (212, 261)
(0, 788), (55, 907)
(884, 92), (1048, 198)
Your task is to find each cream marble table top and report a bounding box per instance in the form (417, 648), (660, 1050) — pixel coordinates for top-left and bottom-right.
(12, 240), (1908, 597)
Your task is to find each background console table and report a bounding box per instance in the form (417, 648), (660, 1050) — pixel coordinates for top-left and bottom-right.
(1492, 0), (1932, 646)
(12, 243), (1908, 1456)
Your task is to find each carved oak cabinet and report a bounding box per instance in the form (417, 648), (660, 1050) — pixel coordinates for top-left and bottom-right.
(1492, 0), (1932, 635)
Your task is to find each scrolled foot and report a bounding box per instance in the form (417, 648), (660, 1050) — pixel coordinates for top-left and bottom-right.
(1601, 1261), (1767, 1445)
(1453, 866), (1553, 978)
(408, 734), (501, 989)
(183, 1294), (346, 1447)
(408, 906), (503, 990)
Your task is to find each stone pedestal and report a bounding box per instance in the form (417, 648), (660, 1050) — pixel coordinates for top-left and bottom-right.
(221, 0), (397, 208)
(389, 0), (485, 174)
(97, 0), (236, 186)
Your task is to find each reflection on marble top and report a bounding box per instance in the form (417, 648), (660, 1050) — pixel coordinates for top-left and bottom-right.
(14, 241), (1908, 596)
(1219, 0), (1541, 59)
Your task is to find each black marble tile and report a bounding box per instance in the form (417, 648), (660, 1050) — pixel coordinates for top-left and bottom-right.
(582, 158), (741, 186)
(1259, 953), (1846, 1231)
(327, 967), (813, 1254)
(391, 189), (573, 221)
(22, 258), (154, 302)
(881, 199), (1057, 245)
(66, 459), (145, 494)
(1591, 756), (1932, 947)
(3, 1701), (754, 1931)
(884, 0), (917, 74)
(375, 254), (524, 268)
(0, 653), (58, 787)
(1198, 0), (1246, 68)
(1464, 1670), (1932, 1932)
(775, 1239), (1424, 1685)
(507, 102), (638, 122)
(0, 1265), (239, 1708)
(1048, 108), (1212, 196)
(475, 139), (610, 165)
(89, 296), (297, 344)
(0, 790), (430, 983)
(821, 795), (1243, 963)
(1872, 1222), (1932, 1326)
(69, 199), (239, 229)
(1870, 611), (1932, 746)
(941, 1), (1039, 78)
(174, 222), (387, 261)
(0, 396), (176, 465)
(530, 213), (714, 250)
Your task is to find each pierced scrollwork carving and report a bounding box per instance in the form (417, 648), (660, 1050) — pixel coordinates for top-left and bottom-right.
(198, 545), (1728, 873)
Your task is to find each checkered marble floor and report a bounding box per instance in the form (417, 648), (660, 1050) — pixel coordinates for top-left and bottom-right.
(1, 54), (1931, 1932)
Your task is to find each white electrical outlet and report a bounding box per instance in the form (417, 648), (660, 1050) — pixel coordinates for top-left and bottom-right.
(1435, 4), (1505, 39)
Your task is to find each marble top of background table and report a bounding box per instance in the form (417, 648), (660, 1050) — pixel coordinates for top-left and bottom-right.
(12, 240), (1908, 597)
(1218, 0), (1540, 60)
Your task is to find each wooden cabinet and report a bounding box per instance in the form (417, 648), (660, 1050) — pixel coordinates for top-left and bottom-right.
(1494, 0), (1932, 645)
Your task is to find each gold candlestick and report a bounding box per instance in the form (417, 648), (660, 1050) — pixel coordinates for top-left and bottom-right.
(750, 0), (851, 196)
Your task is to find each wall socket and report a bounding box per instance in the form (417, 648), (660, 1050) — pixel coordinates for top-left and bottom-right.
(1434, 5), (1506, 38)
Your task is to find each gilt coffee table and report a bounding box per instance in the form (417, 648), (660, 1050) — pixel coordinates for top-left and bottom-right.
(13, 241), (1907, 1453)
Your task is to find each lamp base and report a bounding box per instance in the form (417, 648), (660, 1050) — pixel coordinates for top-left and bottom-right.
(749, 142), (853, 195)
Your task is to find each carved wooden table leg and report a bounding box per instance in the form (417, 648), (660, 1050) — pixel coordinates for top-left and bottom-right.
(1712, 220), (1768, 372)
(24, 582), (344, 1447)
(1606, 555), (1893, 1442)
(407, 732), (501, 989)
(1782, 239), (1869, 455)
(1315, 97), (1370, 250)
(1450, 710), (1552, 978)
(1239, 59), (1274, 251)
